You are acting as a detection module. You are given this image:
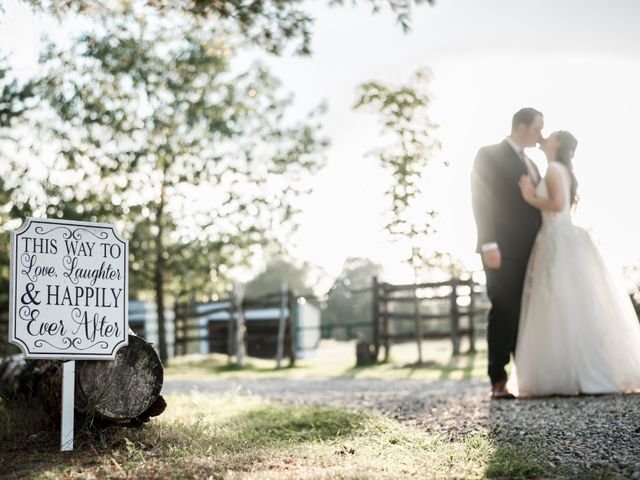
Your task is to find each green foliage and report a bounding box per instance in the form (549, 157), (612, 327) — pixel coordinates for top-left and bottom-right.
(34, 5), (326, 296)
(322, 257), (381, 340)
(0, 0), (441, 355)
(0, 60), (38, 313)
(0, 65), (34, 130)
(426, 251), (472, 279)
(330, 0), (436, 33)
(245, 257), (313, 298)
(0, 6), (328, 360)
(354, 69), (443, 276)
(24, 0), (436, 55)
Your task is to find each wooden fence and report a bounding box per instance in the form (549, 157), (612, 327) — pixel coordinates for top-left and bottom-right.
(372, 277), (488, 361)
(173, 290), (298, 367)
(1, 276), (488, 365)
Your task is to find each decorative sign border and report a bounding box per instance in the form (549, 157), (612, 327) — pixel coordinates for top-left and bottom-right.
(9, 218), (129, 360)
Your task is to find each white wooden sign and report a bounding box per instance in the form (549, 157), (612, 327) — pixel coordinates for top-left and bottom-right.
(9, 218), (129, 360)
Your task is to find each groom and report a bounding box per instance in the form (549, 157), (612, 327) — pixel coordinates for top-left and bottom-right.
(471, 107), (544, 399)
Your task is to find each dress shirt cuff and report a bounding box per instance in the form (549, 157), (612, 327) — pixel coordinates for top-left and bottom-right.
(481, 242), (499, 252)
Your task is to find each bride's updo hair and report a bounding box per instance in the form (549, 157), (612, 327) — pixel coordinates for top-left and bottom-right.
(555, 130), (579, 206)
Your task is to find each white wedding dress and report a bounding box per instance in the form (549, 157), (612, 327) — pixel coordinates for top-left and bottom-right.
(512, 162), (640, 396)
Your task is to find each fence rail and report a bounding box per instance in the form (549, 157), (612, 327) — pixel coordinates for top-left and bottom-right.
(374, 277), (489, 362)
(307, 276), (489, 364)
(173, 289), (298, 367)
(1, 276), (490, 366)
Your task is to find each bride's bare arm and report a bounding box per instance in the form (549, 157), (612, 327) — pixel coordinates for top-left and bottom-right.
(518, 167), (566, 212)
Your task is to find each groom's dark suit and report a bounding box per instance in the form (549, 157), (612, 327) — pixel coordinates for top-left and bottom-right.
(471, 139), (542, 385)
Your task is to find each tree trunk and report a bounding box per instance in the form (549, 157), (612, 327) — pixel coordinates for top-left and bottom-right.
(155, 182), (168, 363)
(0, 334), (165, 426)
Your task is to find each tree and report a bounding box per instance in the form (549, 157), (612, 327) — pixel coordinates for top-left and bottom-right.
(322, 257), (381, 341)
(23, 0), (436, 55)
(354, 69), (443, 277)
(354, 69), (443, 363)
(0, 60), (40, 356)
(17, 6), (327, 361)
(426, 251), (471, 279)
(0, 61), (36, 132)
(0, 60), (38, 310)
(1, 0), (436, 360)
(245, 257), (312, 298)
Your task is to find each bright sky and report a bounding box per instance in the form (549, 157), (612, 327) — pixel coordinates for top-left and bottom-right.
(261, 0), (640, 284)
(2, 0), (640, 287)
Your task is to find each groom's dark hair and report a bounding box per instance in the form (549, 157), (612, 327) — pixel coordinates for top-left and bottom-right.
(511, 107), (543, 133)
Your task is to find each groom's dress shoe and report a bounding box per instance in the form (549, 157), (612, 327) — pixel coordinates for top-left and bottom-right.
(491, 380), (515, 400)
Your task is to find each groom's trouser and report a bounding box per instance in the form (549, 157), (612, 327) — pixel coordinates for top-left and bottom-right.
(483, 255), (529, 385)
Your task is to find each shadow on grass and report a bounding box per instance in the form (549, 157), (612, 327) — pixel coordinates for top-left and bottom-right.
(0, 397), (375, 479)
(483, 397), (555, 479)
(215, 404), (370, 447)
(4, 392), (586, 479)
(166, 355), (301, 376)
(484, 443), (546, 479)
(339, 351), (480, 380)
(406, 351), (478, 381)
(337, 358), (392, 379)
(180, 354), (482, 382)
(0, 397), (67, 479)
(437, 351), (478, 380)
(0, 397), (56, 450)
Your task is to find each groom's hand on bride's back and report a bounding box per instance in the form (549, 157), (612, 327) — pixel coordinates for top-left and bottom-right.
(483, 248), (502, 269)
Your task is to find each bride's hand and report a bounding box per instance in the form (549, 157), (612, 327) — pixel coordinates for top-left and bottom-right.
(518, 176), (536, 204)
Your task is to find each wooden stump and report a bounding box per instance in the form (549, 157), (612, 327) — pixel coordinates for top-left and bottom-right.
(0, 334), (165, 425)
(355, 341), (376, 366)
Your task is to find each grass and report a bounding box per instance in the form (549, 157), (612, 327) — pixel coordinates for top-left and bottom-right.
(0, 340), (553, 478)
(0, 392), (551, 480)
(484, 443), (546, 480)
(165, 339), (488, 381)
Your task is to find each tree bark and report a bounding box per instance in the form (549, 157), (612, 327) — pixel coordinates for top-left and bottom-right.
(0, 334), (165, 426)
(155, 181), (168, 363)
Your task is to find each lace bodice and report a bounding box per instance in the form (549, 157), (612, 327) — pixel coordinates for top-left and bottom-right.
(535, 162), (572, 227)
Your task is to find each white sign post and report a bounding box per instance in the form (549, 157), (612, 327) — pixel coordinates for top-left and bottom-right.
(9, 218), (129, 451)
(61, 360), (75, 451)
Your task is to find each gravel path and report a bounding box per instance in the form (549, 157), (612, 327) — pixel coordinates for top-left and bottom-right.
(164, 378), (640, 478)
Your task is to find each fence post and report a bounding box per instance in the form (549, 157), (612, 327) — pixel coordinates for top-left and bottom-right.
(287, 289), (297, 367)
(414, 284), (424, 365)
(276, 281), (288, 369)
(468, 280), (476, 353)
(178, 301), (190, 356)
(449, 279), (460, 355)
(173, 302), (181, 357)
(184, 302), (190, 355)
(371, 276), (380, 360)
(321, 323), (330, 339)
(382, 284), (390, 361)
(233, 282), (246, 367)
(227, 297), (235, 363)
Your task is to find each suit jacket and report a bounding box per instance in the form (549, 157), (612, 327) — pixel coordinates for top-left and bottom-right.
(471, 140), (542, 259)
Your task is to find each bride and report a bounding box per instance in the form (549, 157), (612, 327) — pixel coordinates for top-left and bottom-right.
(513, 130), (640, 396)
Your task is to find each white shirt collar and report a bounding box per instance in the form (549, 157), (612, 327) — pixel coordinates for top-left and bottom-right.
(505, 136), (524, 155)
